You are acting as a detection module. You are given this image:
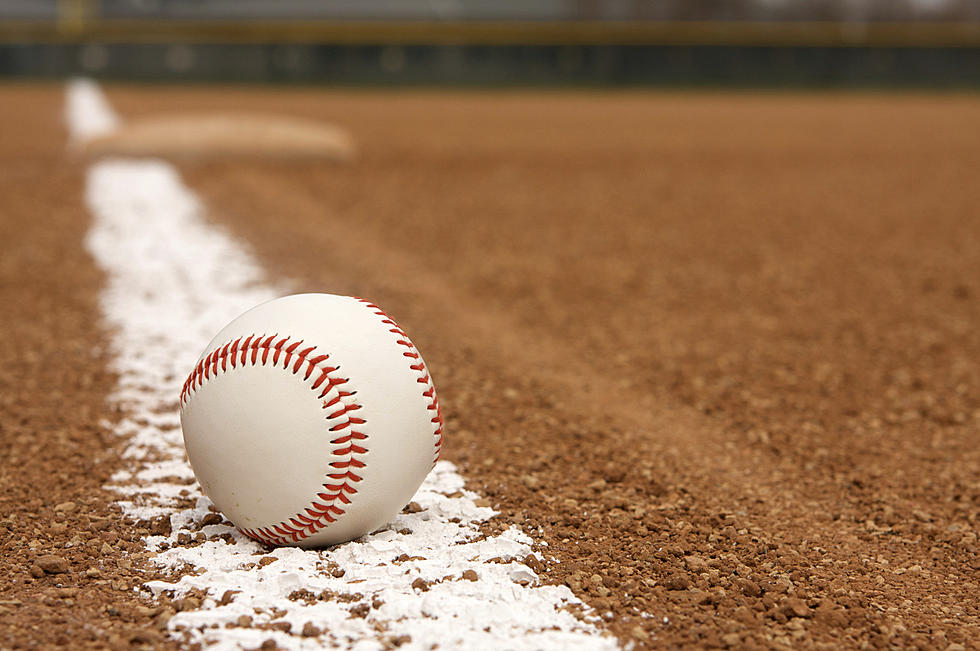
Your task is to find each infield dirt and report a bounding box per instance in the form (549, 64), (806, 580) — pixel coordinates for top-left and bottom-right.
(1, 84), (978, 649)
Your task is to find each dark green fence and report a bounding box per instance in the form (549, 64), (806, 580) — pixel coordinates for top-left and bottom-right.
(1, 20), (978, 87)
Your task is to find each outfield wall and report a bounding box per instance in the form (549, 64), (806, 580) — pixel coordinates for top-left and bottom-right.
(2, 20), (978, 86)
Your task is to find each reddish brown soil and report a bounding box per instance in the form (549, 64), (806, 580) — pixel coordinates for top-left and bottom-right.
(2, 84), (978, 649)
(0, 85), (180, 649)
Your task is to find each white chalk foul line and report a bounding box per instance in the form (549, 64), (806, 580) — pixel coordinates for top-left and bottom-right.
(68, 80), (617, 650)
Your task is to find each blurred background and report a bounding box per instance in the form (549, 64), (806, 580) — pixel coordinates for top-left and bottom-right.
(1, 0), (978, 87)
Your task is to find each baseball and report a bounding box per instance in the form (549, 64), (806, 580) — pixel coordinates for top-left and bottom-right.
(178, 293), (444, 547)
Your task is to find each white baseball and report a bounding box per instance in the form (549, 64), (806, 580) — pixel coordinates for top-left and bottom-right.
(179, 293), (444, 547)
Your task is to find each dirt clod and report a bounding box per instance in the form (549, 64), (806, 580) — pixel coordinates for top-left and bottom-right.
(217, 590), (238, 606)
(301, 622), (320, 637)
(35, 555), (69, 574)
(665, 574), (691, 591)
(737, 578), (762, 597)
(782, 597), (812, 619)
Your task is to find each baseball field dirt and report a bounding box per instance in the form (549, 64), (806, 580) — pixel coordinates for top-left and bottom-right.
(1, 83), (978, 649)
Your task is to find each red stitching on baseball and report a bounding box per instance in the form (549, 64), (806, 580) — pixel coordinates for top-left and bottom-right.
(355, 298), (444, 465)
(179, 333), (367, 547)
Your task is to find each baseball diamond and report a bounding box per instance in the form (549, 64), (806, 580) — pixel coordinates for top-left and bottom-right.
(1, 13), (979, 648)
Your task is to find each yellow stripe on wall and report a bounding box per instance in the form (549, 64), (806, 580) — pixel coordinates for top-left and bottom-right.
(2, 20), (979, 48)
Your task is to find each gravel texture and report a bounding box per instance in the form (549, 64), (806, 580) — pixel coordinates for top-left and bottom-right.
(0, 85), (180, 650)
(1, 84), (978, 649)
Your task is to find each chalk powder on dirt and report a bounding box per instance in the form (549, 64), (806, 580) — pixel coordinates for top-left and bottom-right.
(67, 79), (618, 650)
